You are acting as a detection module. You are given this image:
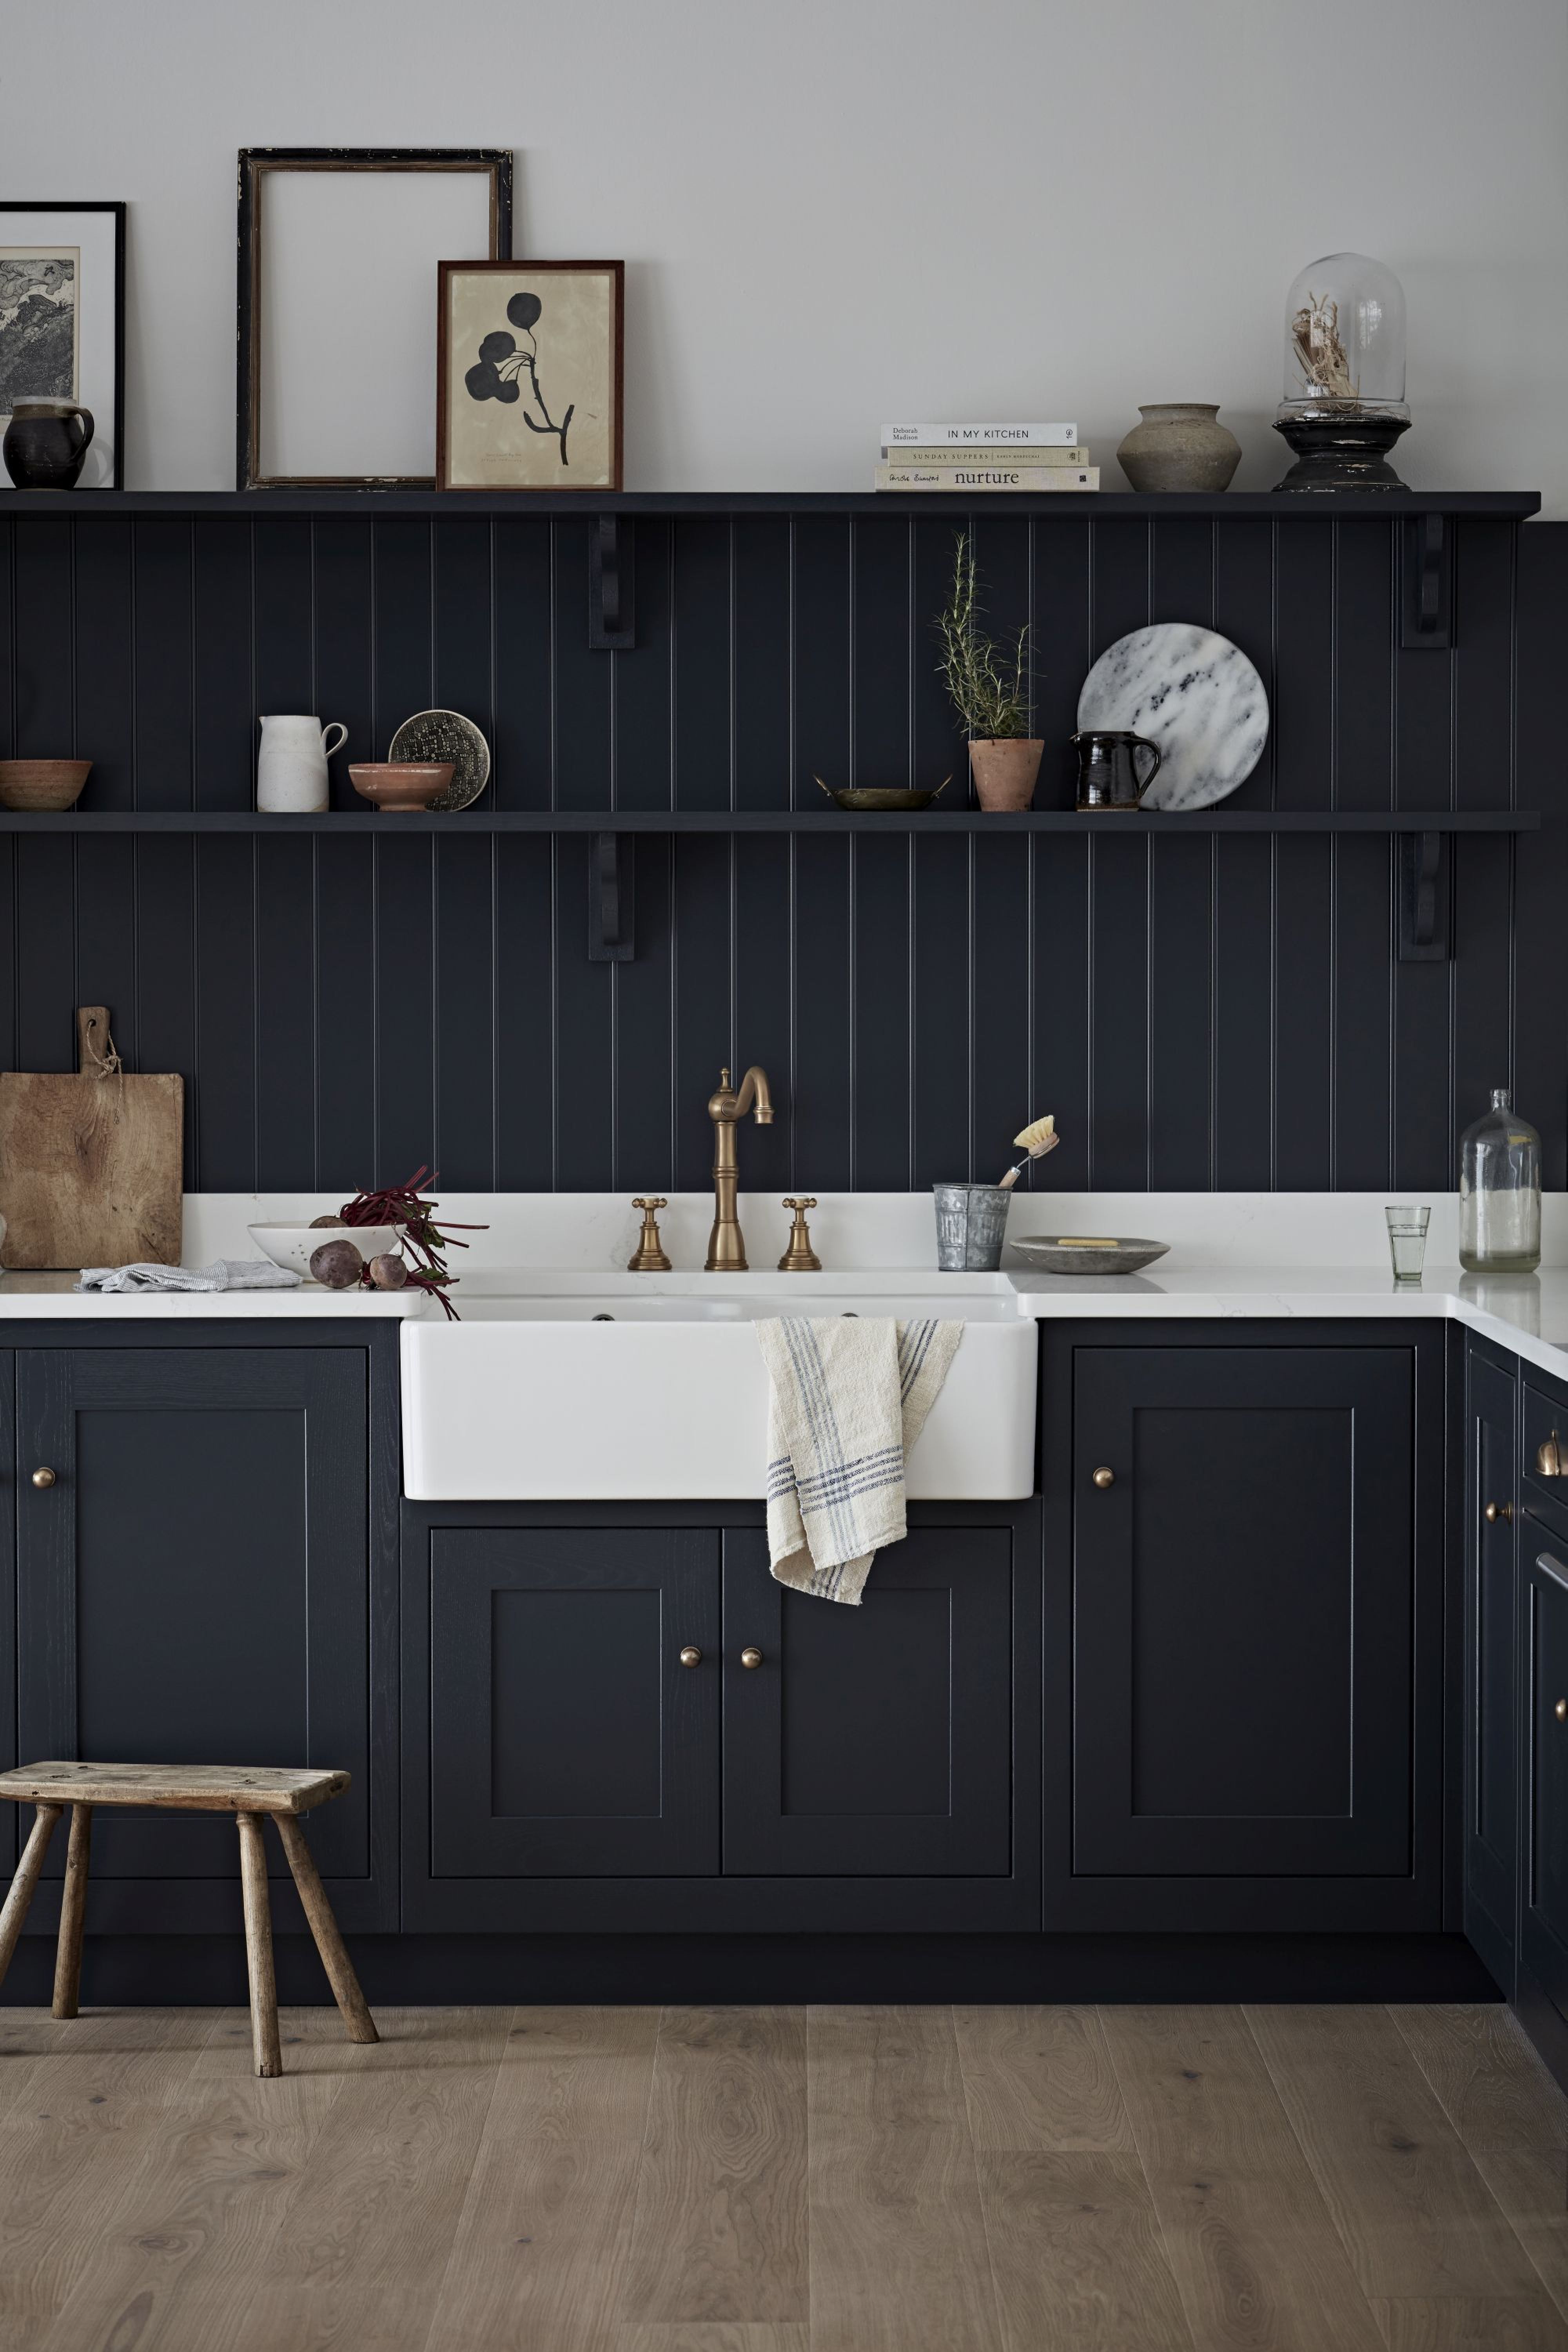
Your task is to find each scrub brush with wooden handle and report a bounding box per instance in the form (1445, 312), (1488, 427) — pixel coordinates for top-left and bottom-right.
(998, 1114), (1058, 1190)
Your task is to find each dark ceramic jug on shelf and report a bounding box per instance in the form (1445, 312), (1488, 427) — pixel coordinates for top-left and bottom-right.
(3, 400), (95, 491)
(1070, 729), (1161, 811)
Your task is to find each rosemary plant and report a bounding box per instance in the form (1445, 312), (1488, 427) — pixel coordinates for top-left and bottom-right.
(933, 532), (1032, 739)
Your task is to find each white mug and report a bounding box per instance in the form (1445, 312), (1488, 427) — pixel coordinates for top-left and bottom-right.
(257, 715), (347, 813)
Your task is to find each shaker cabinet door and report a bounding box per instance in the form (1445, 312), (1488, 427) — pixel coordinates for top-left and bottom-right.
(1465, 1350), (1519, 1975)
(15, 1346), (374, 1932)
(720, 1524), (1016, 1876)
(1072, 1344), (1415, 1883)
(424, 1527), (720, 1878)
(1522, 1545), (1568, 2020)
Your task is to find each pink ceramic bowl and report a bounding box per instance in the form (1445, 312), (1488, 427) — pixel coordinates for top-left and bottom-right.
(349, 762), (454, 812)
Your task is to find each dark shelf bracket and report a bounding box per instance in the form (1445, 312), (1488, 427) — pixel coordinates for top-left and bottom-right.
(1397, 829), (1450, 960)
(1401, 513), (1452, 648)
(588, 831), (635, 960)
(589, 515), (635, 650)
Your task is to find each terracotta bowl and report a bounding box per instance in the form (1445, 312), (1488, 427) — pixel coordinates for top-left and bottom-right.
(349, 762), (454, 812)
(0, 759), (92, 811)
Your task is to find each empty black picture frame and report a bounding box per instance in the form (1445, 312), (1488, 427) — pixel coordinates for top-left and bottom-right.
(236, 148), (514, 491)
(0, 201), (125, 490)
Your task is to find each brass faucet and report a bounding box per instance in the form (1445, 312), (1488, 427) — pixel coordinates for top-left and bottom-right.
(705, 1065), (774, 1270)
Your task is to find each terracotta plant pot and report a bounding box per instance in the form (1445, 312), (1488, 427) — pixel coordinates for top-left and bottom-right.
(0, 759), (92, 811)
(969, 738), (1042, 812)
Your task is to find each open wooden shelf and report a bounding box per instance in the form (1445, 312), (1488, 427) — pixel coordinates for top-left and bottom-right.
(0, 808), (1538, 835)
(0, 489), (1543, 520)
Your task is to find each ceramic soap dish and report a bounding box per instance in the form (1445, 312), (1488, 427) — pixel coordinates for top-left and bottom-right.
(1011, 1235), (1169, 1276)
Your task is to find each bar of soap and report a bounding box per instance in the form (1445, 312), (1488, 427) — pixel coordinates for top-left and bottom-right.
(1057, 1237), (1119, 1247)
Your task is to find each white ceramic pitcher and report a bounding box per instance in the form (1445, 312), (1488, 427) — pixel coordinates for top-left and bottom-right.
(257, 715), (347, 813)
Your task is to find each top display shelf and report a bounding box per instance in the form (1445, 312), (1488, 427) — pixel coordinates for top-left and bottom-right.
(0, 489), (1544, 520)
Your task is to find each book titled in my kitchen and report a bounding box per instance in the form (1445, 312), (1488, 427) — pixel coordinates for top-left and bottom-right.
(881, 422), (1079, 447)
(874, 464), (1099, 491)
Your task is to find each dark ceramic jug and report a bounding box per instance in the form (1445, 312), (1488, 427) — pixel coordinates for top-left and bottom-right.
(1070, 729), (1162, 811)
(3, 400), (95, 491)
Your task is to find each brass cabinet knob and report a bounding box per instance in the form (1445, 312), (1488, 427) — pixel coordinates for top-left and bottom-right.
(740, 1646), (764, 1670)
(1091, 1466), (1115, 1490)
(678, 1646), (702, 1668)
(1556, 1699), (1567, 1722)
(1484, 1501), (1514, 1524)
(31, 1468), (56, 1490)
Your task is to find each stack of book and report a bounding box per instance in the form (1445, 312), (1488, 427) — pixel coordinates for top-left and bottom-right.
(874, 424), (1098, 493)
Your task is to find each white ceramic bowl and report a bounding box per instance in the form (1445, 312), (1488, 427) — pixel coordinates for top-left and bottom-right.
(248, 1222), (401, 1279)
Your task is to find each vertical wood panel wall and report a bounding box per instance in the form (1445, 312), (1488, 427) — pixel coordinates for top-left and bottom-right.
(1, 510), (1562, 1193)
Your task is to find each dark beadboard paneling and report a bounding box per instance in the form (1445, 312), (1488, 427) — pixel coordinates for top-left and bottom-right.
(0, 511), (1560, 1193)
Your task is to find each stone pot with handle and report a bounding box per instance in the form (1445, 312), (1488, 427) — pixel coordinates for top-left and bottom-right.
(257, 715), (348, 813)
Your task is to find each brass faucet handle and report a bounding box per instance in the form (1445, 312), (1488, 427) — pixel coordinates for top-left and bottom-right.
(779, 1197), (822, 1273)
(628, 1197), (673, 1273)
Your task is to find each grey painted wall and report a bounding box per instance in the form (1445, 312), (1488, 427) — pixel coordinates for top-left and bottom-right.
(5, 0), (1566, 506)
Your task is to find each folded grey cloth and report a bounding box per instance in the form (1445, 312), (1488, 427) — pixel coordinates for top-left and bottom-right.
(76, 1258), (303, 1293)
(757, 1315), (964, 1605)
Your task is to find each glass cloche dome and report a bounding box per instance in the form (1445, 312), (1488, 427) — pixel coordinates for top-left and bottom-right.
(1274, 252), (1410, 492)
(1279, 252), (1407, 420)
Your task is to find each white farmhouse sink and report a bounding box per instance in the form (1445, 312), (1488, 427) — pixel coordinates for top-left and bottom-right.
(400, 1273), (1036, 1500)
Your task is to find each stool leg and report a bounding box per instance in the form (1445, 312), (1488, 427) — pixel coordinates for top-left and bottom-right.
(51, 1804), (93, 2020)
(236, 1812), (282, 2078)
(276, 1815), (378, 2045)
(0, 1805), (63, 1998)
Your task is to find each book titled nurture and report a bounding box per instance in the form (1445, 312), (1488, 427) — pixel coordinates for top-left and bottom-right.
(874, 463), (1099, 491)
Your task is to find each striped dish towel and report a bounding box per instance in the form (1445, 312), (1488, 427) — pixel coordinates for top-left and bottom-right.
(756, 1316), (964, 1604)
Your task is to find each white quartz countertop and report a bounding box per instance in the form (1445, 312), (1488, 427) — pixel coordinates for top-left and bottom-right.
(1007, 1260), (1568, 1383)
(0, 1272), (432, 1318)
(3, 1255), (1566, 1387)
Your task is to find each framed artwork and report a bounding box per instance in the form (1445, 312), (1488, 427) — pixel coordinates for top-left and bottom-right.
(0, 203), (125, 489)
(236, 148), (513, 489)
(437, 260), (624, 492)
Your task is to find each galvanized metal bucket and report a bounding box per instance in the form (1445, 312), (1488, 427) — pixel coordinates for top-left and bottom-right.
(932, 1182), (1011, 1272)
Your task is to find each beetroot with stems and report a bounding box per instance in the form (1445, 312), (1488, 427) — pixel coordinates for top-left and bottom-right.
(309, 1238), (365, 1289)
(368, 1253), (408, 1290)
(335, 1167), (486, 1321)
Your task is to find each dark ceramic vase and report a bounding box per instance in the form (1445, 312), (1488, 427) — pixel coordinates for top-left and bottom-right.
(3, 399), (94, 491)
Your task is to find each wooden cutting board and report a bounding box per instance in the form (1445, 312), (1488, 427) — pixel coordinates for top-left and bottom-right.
(0, 1007), (183, 1269)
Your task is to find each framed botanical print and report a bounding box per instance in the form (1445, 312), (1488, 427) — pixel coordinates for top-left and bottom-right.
(237, 149), (512, 489)
(0, 202), (125, 488)
(437, 260), (623, 491)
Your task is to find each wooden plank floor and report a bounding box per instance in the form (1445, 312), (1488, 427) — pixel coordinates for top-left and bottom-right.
(0, 2002), (1564, 2348)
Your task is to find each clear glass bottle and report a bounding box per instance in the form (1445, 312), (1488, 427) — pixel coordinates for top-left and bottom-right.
(1459, 1089), (1541, 1273)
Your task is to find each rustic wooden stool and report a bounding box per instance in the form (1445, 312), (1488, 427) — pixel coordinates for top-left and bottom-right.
(0, 1762), (378, 2077)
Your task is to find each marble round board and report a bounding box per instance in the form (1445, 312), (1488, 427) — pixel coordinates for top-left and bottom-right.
(1076, 623), (1268, 811)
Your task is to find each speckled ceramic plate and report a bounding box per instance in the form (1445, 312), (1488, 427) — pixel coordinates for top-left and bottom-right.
(1011, 1235), (1170, 1276)
(387, 709), (490, 811)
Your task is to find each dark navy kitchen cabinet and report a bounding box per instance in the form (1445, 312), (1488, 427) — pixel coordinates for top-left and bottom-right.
(1464, 1345), (1520, 1990)
(11, 1336), (397, 1935)
(1047, 1324), (1445, 1932)
(1522, 1540), (1568, 2033)
(720, 1524), (1018, 1878)
(426, 1526), (722, 1879)
(401, 1499), (1041, 1933)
